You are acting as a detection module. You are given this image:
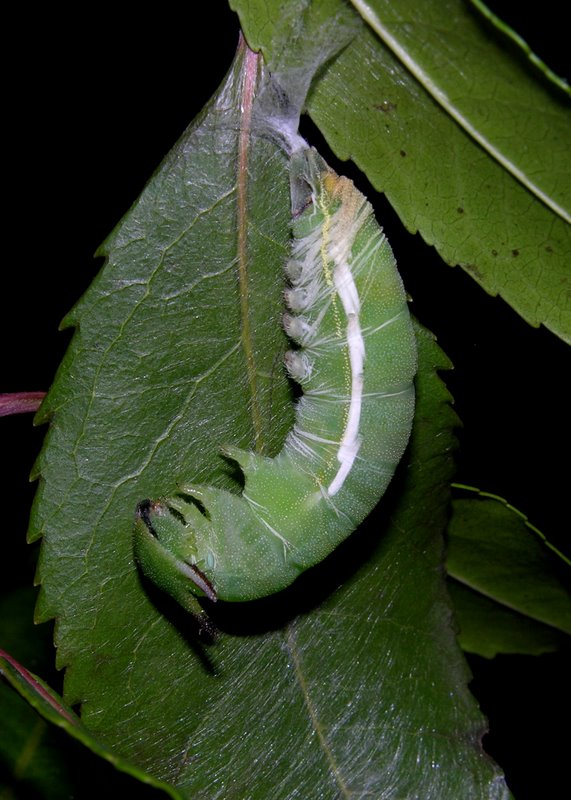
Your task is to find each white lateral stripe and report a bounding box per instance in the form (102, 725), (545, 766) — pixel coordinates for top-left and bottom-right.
(328, 250), (365, 496)
(328, 437), (361, 496)
(334, 262), (360, 316)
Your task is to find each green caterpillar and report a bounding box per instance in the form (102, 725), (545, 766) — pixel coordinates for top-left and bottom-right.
(134, 148), (417, 629)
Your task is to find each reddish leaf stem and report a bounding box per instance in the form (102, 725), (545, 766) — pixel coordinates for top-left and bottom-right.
(0, 391), (46, 417)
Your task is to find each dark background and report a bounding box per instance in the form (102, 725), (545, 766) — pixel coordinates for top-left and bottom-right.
(2, 2), (569, 798)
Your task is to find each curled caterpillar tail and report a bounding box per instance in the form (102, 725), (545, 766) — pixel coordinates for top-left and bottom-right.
(133, 146), (417, 624)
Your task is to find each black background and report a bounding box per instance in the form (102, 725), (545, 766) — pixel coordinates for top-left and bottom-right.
(2, 2), (569, 798)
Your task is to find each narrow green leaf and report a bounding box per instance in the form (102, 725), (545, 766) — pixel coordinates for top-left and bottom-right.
(29, 39), (509, 798)
(0, 648), (180, 800)
(0, 588), (173, 799)
(448, 581), (567, 658)
(447, 493), (571, 637)
(232, 0), (571, 343)
(0, 683), (73, 800)
(0, 588), (73, 800)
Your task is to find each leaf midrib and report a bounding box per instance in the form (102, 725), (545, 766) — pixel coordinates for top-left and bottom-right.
(237, 43), (268, 452)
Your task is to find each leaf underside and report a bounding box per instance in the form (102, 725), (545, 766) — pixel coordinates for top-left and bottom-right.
(28, 38), (510, 799)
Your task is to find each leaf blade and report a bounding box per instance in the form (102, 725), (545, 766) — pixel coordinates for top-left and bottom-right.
(447, 492), (571, 636)
(29, 38), (293, 762)
(349, 0), (570, 222)
(448, 581), (567, 658)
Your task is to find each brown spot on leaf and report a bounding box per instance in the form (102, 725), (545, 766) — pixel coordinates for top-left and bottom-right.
(400, 150), (406, 157)
(457, 207), (464, 214)
(512, 249), (520, 257)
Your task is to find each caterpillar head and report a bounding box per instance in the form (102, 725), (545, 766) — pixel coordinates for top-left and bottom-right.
(133, 468), (286, 625)
(134, 497), (220, 633)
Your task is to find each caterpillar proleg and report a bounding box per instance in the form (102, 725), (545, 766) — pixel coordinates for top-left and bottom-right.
(134, 147), (417, 627)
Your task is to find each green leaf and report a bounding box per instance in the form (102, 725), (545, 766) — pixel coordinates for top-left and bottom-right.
(447, 582), (567, 658)
(349, 0), (570, 220)
(0, 589), (174, 799)
(0, 588), (72, 800)
(446, 491), (571, 657)
(0, 647), (180, 800)
(0, 677), (74, 800)
(28, 39), (510, 797)
(232, 0), (571, 343)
